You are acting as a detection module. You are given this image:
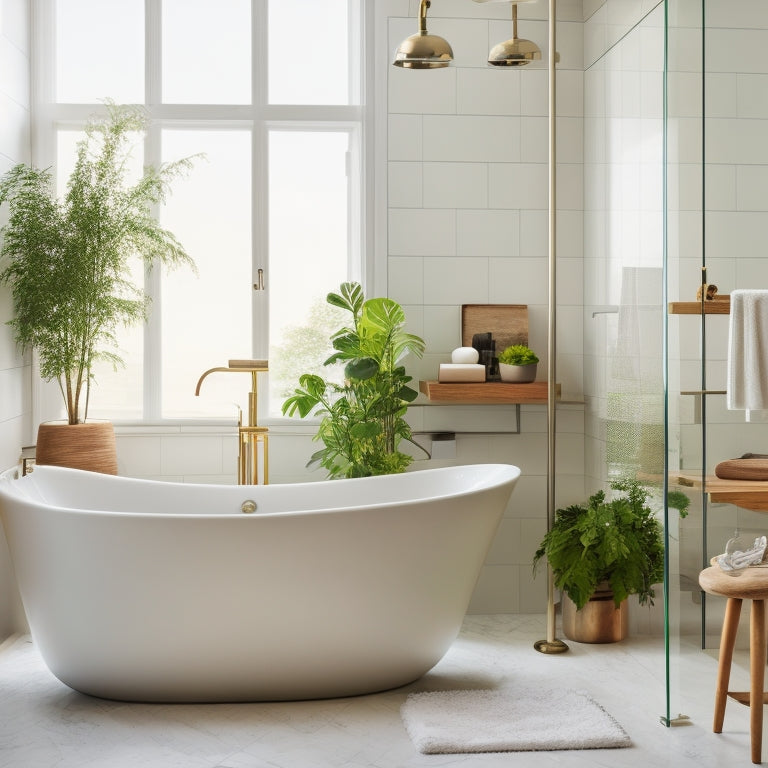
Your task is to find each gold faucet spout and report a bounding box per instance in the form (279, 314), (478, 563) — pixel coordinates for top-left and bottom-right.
(194, 367), (232, 396)
(194, 361), (270, 485)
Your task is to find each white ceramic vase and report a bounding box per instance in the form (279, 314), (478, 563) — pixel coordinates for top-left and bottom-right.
(499, 362), (537, 383)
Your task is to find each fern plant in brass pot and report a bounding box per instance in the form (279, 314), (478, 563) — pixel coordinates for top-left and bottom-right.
(533, 479), (689, 642)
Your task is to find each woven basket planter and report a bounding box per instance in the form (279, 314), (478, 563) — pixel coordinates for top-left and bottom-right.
(35, 421), (118, 475)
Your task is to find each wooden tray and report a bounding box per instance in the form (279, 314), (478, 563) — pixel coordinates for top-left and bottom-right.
(461, 304), (528, 351)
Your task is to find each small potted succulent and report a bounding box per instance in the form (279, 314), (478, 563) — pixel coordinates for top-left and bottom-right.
(498, 344), (539, 383)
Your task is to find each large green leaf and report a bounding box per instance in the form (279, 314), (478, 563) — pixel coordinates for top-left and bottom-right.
(345, 357), (379, 381)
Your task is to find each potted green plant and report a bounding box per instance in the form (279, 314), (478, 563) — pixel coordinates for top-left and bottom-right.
(282, 281), (426, 479)
(498, 343), (539, 382)
(533, 479), (689, 642)
(0, 101), (196, 473)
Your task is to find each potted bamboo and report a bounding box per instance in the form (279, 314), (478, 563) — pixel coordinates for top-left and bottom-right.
(0, 102), (196, 473)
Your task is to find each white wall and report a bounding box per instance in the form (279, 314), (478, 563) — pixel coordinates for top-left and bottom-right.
(381, 0), (585, 612)
(2, 0), (588, 630)
(0, 0), (32, 638)
(112, 1), (587, 615)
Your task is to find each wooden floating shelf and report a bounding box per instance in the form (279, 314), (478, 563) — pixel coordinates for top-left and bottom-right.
(671, 472), (768, 512)
(668, 297), (730, 315)
(419, 380), (559, 405)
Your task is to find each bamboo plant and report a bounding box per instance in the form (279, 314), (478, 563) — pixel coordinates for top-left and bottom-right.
(0, 102), (196, 424)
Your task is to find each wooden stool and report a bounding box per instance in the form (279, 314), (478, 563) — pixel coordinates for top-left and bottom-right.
(699, 565), (768, 764)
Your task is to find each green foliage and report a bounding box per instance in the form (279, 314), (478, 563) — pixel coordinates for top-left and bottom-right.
(533, 479), (688, 610)
(270, 300), (347, 400)
(667, 489), (690, 517)
(0, 101), (196, 424)
(498, 344), (539, 366)
(281, 281), (426, 479)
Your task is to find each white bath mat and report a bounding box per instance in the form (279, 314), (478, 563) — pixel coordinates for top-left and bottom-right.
(401, 687), (631, 754)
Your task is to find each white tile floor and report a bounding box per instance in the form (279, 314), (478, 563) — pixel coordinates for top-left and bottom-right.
(0, 614), (761, 768)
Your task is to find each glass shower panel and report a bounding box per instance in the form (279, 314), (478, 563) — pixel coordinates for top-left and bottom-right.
(664, 0), (705, 727)
(665, 0), (768, 725)
(700, 0), (768, 643)
(584, 0), (669, 715)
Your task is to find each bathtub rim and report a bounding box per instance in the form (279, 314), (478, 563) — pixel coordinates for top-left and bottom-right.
(0, 462), (521, 519)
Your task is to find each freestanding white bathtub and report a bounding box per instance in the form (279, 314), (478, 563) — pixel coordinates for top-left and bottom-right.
(0, 463), (519, 703)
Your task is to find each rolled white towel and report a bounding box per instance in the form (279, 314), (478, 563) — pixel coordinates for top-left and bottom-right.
(727, 289), (768, 420)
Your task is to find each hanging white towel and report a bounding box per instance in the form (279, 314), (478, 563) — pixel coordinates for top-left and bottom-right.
(727, 289), (768, 420)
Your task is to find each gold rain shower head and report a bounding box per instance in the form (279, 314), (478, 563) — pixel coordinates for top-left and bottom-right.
(487, 1), (542, 67)
(392, 0), (454, 69)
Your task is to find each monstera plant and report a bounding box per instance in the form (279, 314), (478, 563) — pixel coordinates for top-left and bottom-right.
(282, 281), (426, 479)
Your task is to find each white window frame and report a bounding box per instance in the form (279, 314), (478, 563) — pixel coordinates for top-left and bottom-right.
(29, 0), (375, 427)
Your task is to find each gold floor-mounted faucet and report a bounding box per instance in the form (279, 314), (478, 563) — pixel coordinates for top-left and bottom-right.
(195, 360), (269, 485)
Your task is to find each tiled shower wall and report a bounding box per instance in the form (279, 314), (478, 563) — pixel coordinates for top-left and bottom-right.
(667, 0), (768, 615)
(582, 0), (666, 632)
(0, 0), (32, 638)
(582, 0), (665, 492)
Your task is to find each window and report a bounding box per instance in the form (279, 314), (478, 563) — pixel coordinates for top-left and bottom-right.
(35, 0), (370, 422)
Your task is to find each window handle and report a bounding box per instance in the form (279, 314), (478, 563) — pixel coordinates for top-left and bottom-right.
(253, 268), (265, 291)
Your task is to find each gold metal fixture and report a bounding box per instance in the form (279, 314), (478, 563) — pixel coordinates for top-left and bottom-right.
(534, 0), (568, 655)
(195, 359), (269, 485)
(394, 0), (563, 653)
(240, 499), (257, 514)
(19, 446), (35, 477)
(488, 2), (542, 66)
(253, 268), (265, 291)
(392, 0), (453, 69)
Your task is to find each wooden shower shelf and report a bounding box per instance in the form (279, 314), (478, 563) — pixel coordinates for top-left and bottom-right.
(419, 380), (559, 404)
(668, 297), (730, 315)
(670, 472), (768, 512)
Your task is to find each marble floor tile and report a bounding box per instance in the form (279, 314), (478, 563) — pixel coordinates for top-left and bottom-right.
(0, 614), (761, 768)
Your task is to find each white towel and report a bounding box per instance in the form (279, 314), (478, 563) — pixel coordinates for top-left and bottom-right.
(727, 289), (768, 420)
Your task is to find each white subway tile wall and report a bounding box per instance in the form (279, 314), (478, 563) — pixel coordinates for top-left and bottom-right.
(0, 0), (31, 638)
(10, 0), (767, 629)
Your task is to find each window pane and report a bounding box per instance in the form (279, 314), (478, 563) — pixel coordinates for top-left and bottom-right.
(268, 0), (351, 105)
(268, 131), (351, 416)
(56, 0), (144, 104)
(162, 0), (251, 104)
(56, 130), (145, 420)
(160, 130), (252, 418)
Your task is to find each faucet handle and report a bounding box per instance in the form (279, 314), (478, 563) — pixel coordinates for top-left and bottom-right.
(228, 359), (268, 369)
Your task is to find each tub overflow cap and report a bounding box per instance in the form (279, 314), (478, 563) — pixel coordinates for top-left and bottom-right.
(241, 499), (257, 514)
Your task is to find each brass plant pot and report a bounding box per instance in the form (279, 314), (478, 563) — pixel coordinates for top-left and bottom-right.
(35, 421), (118, 475)
(561, 584), (628, 643)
